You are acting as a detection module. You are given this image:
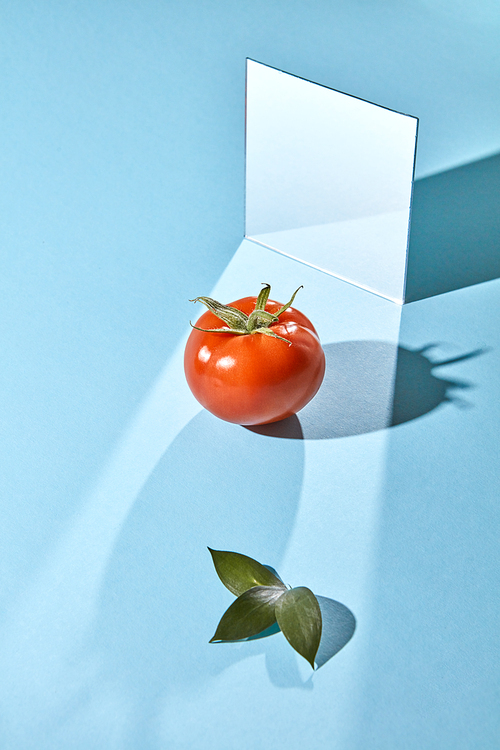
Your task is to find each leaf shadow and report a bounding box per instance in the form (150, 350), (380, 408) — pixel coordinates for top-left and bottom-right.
(261, 595), (356, 688)
(223, 593), (356, 673)
(246, 621), (281, 640)
(315, 596), (356, 668)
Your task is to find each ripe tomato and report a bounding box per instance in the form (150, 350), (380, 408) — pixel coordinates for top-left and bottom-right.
(184, 284), (325, 425)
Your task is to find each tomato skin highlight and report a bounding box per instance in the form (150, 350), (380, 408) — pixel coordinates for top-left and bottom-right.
(184, 296), (326, 425)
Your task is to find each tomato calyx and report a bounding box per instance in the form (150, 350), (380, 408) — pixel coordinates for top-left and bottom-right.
(189, 283), (303, 345)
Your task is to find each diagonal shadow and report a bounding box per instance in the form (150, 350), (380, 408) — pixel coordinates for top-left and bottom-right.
(92, 407), (307, 712)
(406, 152), (500, 302)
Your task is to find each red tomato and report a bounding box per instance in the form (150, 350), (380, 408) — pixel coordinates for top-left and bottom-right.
(184, 289), (325, 425)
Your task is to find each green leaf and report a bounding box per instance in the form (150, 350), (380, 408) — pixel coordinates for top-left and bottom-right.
(252, 327), (291, 345)
(189, 284), (303, 339)
(246, 308), (279, 332)
(189, 323), (247, 335)
(210, 586), (285, 642)
(273, 285), (303, 317)
(255, 283), (271, 311)
(190, 296), (249, 331)
(275, 587), (322, 669)
(208, 548), (286, 596)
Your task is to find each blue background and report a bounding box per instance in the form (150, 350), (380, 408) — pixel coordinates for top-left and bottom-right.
(1, 2), (499, 748)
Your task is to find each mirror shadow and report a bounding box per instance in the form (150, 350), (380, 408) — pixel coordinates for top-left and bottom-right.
(247, 341), (483, 440)
(90, 408), (306, 736)
(406, 152), (500, 302)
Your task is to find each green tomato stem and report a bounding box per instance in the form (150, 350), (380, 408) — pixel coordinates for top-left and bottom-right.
(189, 283), (302, 344)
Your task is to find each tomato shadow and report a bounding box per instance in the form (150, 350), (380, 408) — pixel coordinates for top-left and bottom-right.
(89, 408), (309, 738)
(247, 341), (484, 440)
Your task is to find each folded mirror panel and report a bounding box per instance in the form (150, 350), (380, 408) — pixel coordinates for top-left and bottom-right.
(245, 60), (418, 304)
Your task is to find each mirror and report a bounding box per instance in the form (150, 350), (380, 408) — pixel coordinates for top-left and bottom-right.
(245, 60), (418, 304)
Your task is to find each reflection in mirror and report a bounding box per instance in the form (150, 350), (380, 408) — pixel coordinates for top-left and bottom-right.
(245, 60), (418, 304)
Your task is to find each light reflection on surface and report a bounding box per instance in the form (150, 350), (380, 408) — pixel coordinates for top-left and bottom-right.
(198, 345), (211, 363)
(216, 355), (236, 370)
(279, 321), (299, 335)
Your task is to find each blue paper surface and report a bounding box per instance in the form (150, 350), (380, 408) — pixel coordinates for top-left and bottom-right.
(1, 2), (499, 748)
